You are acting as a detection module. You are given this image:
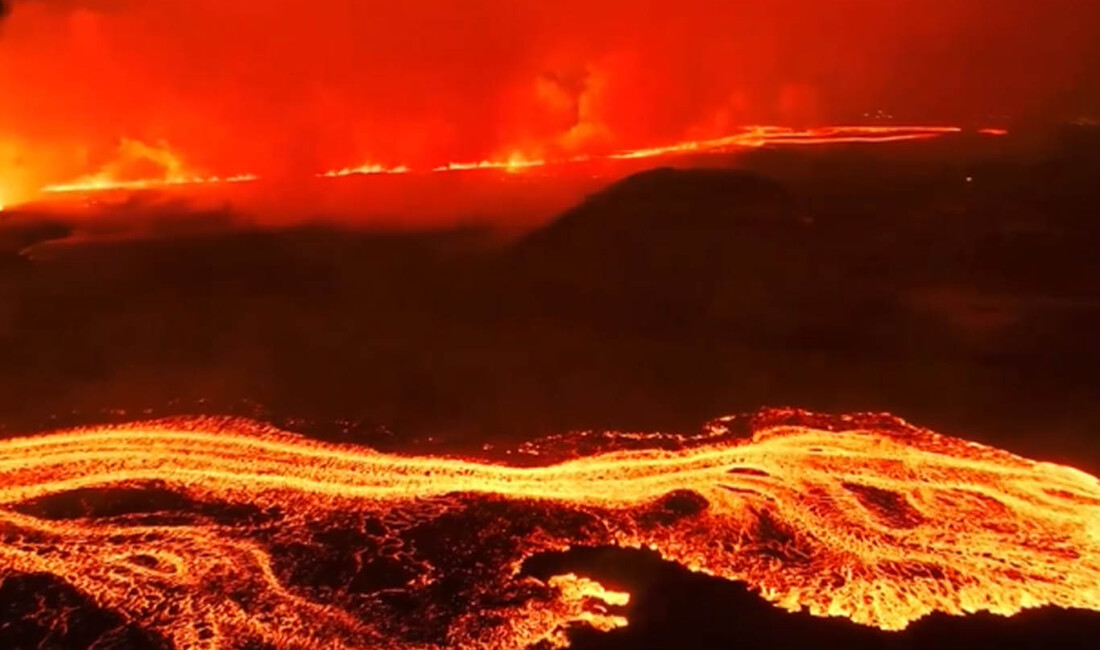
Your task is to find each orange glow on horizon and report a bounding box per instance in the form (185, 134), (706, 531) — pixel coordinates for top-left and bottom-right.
(0, 0), (1088, 214)
(29, 125), (987, 203)
(41, 173), (260, 194)
(433, 151), (550, 173)
(319, 164), (412, 178)
(34, 138), (261, 197)
(1, 409), (1097, 648)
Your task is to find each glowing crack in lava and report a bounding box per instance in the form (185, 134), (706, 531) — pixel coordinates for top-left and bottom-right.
(33, 125), (978, 198)
(2, 409), (1097, 649)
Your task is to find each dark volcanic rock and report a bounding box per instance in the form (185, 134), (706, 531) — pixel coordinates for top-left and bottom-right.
(512, 167), (794, 283)
(0, 218), (72, 254)
(504, 168), (805, 333)
(0, 573), (170, 650)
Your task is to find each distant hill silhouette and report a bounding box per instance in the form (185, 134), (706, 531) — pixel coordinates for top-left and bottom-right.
(513, 167), (794, 275)
(506, 168), (810, 332)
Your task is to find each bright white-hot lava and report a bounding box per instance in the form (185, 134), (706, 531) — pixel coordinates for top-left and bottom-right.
(0, 409), (1097, 648)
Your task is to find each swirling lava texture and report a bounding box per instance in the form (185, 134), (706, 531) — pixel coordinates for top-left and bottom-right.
(1, 409), (1099, 648)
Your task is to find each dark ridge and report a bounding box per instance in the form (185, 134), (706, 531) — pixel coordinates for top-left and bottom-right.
(502, 167), (798, 336)
(584, 166), (789, 208)
(522, 545), (1100, 650)
(514, 167), (793, 259)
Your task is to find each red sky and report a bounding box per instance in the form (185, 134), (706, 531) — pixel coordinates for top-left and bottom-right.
(1, 0), (1097, 204)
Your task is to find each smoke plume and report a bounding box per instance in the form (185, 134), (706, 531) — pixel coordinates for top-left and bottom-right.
(1, 1), (1097, 208)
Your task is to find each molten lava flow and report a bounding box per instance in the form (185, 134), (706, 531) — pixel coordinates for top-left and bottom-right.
(0, 409), (1097, 648)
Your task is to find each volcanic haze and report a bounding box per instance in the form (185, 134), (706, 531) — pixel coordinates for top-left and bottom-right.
(1, 0), (1097, 209)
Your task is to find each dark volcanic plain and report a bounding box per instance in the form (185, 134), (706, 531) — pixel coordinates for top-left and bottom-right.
(1, 128), (1099, 648)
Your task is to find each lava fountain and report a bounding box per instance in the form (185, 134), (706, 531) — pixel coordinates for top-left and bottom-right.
(1, 409), (1098, 649)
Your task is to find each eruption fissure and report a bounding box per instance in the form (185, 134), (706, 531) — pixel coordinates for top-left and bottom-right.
(1, 409), (1098, 649)
(30, 125), (989, 200)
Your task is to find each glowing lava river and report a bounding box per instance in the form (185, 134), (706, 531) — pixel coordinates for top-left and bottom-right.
(1, 409), (1098, 649)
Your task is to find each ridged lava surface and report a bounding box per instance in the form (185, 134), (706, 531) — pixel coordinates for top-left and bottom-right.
(1, 408), (1098, 648)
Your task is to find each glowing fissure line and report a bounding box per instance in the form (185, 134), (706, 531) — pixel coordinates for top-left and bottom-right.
(318, 164), (412, 178)
(607, 125), (963, 159)
(41, 173), (260, 195)
(35, 125), (993, 197)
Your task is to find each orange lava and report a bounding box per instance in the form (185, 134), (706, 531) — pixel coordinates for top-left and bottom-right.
(41, 173), (260, 195)
(319, 164), (412, 178)
(0, 409), (1096, 648)
(608, 125), (964, 159)
(34, 125), (979, 200)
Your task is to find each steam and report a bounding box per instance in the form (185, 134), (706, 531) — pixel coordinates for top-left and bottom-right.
(1, 1), (1097, 208)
